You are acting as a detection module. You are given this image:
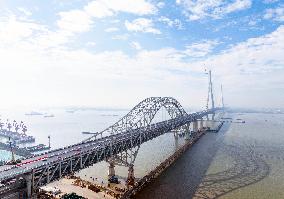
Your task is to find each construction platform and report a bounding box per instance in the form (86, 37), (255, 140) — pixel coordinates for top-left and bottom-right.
(0, 129), (35, 144)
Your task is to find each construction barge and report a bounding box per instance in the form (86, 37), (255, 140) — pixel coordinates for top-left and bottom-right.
(0, 142), (50, 158)
(0, 129), (35, 144)
(0, 119), (51, 165)
(0, 142), (31, 158)
(206, 121), (224, 133)
(121, 128), (208, 199)
(23, 144), (50, 153)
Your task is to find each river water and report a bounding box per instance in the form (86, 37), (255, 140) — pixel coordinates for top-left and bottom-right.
(136, 113), (284, 199)
(1, 108), (283, 198)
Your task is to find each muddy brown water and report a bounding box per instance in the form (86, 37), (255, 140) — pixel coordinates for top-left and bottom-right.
(135, 113), (284, 199)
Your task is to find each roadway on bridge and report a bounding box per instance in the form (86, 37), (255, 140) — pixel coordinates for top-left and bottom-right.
(0, 108), (219, 199)
(0, 115), (194, 182)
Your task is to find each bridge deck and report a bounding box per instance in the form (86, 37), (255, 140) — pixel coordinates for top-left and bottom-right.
(0, 109), (218, 194)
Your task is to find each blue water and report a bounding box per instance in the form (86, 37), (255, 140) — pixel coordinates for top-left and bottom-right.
(0, 150), (20, 162)
(0, 150), (13, 162)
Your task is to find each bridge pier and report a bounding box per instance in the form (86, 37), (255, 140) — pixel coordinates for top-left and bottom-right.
(185, 123), (191, 140)
(206, 114), (215, 130)
(199, 119), (204, 130)
(174, 133), (178, 149)
(192, 120), (198, 133)
(205, 115), (215, 130)
(173, 129), (178, 138)
(108, 162), (116, 178)
(126, 164), (135, 188)
(204, 117), (209, 129)
(24, 174), (32, 199)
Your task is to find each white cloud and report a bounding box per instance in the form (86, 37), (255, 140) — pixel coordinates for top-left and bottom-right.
(111, 34), (129, 40)
(158, 16), (183, 29)
(157, 2), (165, 8)
(57, 10), (93, 33)
(264, 5), (284, 22)
(193, 26), (284, 107)
(248, 19), (257, 26)
(223, 0), (252, 13)
(87, 0), (157, 16)
(55, 0), (157, 35)
(34, 30), (73, 49)
(82, 0), (157, 19)
(110, 19), (120, 24)
(37, 0), (157, 48)
(84, 1), (113, 18)
(125, 18), (161, 34)
(86, 41), (96, 46)
(131, 41), (142, 50)
(183, 40), (220, 57)
(0, 15), (45, 45)
(177, 0), (252, 20)
(105, 27), (119, 32)
(0, 14), (76, 52)
(17, 7), (32, 16)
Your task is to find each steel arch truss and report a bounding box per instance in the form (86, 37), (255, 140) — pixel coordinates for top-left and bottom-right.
(86, 97), (187, 141)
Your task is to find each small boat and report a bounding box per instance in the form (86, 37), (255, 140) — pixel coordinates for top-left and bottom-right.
(66, 110), (75, 113)
(100, 114), (119, 117)
(221, 117), (232, 120)
(25, 111), (43, 116)
(44, 114), (55, 118)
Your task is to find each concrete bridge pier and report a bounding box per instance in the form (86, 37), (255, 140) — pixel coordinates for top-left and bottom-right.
(173, 129), (178, 138)
(126, 164), (135, 188)
(205, 116), (215, 130)
(192, 120), (198, 133)
(108, 162), (116, 179)
(208, 114), (216, 130)
(205, 117), (210, 129)
(174, 132), (179, 150)
(185, 123), (191, 140)
(24, 174), (33, 199)
(199, 119), (204, 131)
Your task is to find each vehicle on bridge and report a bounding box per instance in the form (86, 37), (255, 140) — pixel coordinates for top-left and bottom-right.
(0, 97), (223, 198)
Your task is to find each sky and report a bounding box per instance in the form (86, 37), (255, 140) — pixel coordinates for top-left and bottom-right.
(0, 0), (283, 110)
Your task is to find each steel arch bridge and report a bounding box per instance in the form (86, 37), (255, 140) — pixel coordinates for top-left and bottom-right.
(86, 97), (188, 141)
(0, 97), (222, 198)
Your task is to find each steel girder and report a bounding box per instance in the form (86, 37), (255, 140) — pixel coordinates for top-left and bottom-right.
(107, 145), (140, 168)
(31, 123), (163, 189)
